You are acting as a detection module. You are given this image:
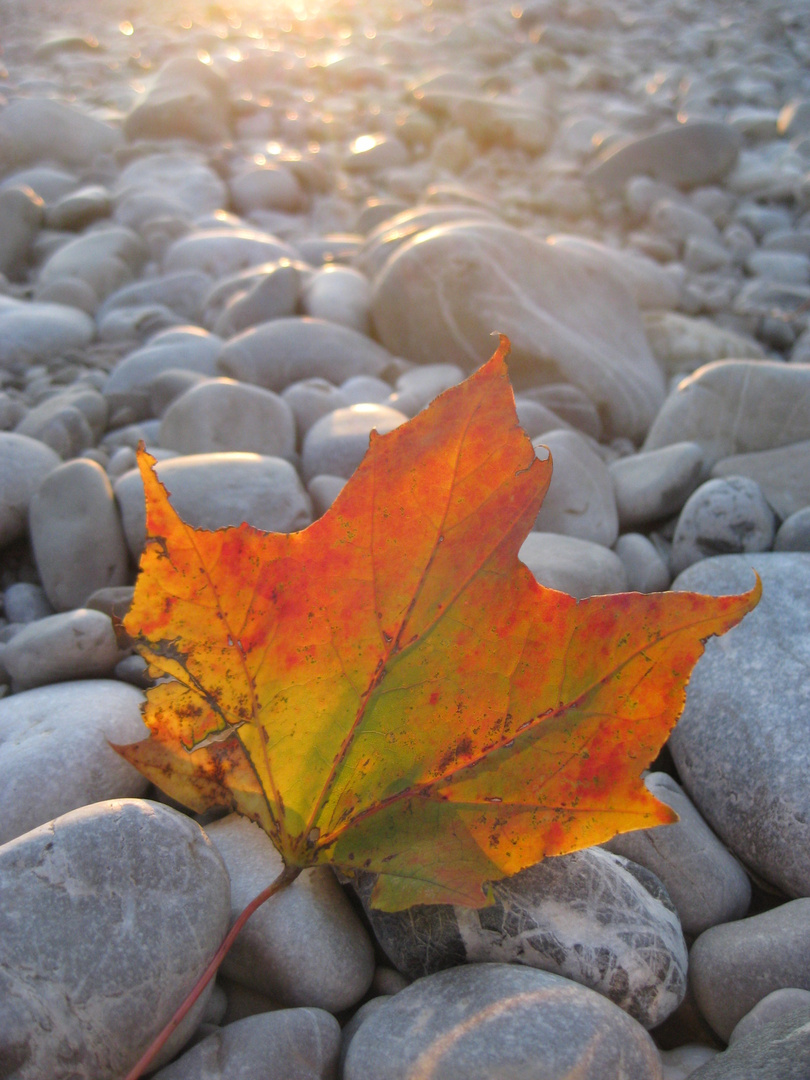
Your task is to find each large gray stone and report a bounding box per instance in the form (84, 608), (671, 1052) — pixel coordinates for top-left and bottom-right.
(669, 554), (810, 897)
(205, 815), (374, 1011)
(103, 327), (223, 396)
(0, 799), (231, 1079)
(219, 316), (395, 392)
(603, 773), (751, 936)
(689, 899), (810, 1041)
(159, 378), (296, 458)
(586, 122), (740, 193)
(163, 228), (298, 279)
(371, 220), (665, 441)
(0, 432), (60, 547)
(29, 459), (130, 611)
(36, 225), (147, 304)
(643, 361), (810, 471)
(114, 452), (312, 559)
(151, 1009), (341, 1080)
(357, 847), (686, 1029)
(0, 680), (148, 844)
(343, 964), (663, 1080)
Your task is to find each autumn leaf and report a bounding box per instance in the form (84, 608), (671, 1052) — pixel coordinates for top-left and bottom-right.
(115, 337), (760, 912)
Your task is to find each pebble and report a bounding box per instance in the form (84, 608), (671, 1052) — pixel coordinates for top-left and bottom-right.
(775, 506), (810, 551)
(0, 681), (148, 843)
(603, 773), (751, 937)
(357, 846), (686, 1028)
(2, 608), (123, 691)
(670, 475), (777, 576)
(159, 378), (296, 459)
(519, 532), (630, 597)
(0, 185), (43, 281)
(729, 987), (810, 1044)
(343, 964), (664, 1080)
(205, 815), (374, 1011)
(689, 1001), (810, 1079)
(689, 898), (810, 1041)
(114, 452), (312, 559)
(643, 361), (810, 471)
(15, 385), (108, 459)
(0, 299), (95, 371)
(531, 428), (619, 547)
(609, 442), (704, 531)
(151, 1009), (341, 1080)
(710, 440), (810, 520)
(0, 432), (60, 546)
(614, 533), (671, 592)
(371, 219), (665, 441)
(641, 312), (765, 378)
(301, 402), (408, 481)
(0, 799), (231, 1078)
(669, 554), (810, 897)
(220, 316), (398, 392)
(29, 458), (130, 610)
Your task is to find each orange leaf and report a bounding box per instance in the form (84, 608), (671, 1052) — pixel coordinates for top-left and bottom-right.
(115, 337), (760, 911)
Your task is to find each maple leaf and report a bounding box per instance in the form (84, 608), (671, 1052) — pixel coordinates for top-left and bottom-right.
(115, 337), (759, 912)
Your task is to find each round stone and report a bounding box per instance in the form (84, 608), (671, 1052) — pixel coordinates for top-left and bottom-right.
(343, 963), (663, 1080)
(301, 403), (408, 482)
(0, 433), (60, 547)
(519, 533), (629, 598)
(670, 476), (776, 576)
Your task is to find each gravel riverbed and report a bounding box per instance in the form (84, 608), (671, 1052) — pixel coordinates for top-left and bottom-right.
(1, 0), (810, 1077)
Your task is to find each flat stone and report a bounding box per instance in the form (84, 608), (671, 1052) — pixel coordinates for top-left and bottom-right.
(301, 403), (408, 482)
(2, 583), (53, 623)
(371, 220), (664, 441)
(205, 815), (374, 1011)
(0, 166), (78, 203)
(603, 773), (751, 936)
(609, 443), (704, 530)
(44, 184), (112, 231)
(29, 459), (130, 611)
(0, 680), (148, 844)
(102, 327), (223, 406)
(151, 1009), (341, 1080)
(343, 964), (663, 1080)
(357, 847), (685, 1029)
(0, 300), (95, 372)
(669, 554), (810, 897)
(211, 262), (303, 336)
(159, 378), (296, 458)
(689, 1002), (810, 1080)
(711, 441), (810, 520)
(689, 899), (810, 1041)
(0, 97), (120, 170)
(670, 476), (776, 576)
(114, 453), (312, 559)
(0, 432), (60, 547)
(0, 799), (230, 1078)
(219, 317), (394, 392)
(531, 429), (619, 547)
(642, 312), (765, 379)
(163, 228), (298, 279)
(643, 361), (810, 471)
(586, 121), (740, 193)
(519, 532), (629, 598)
(3, 608), (122, 692)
